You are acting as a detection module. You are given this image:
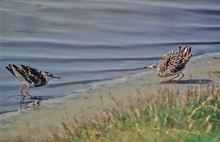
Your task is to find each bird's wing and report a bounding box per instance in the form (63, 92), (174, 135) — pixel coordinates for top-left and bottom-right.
(6, 64), (33, 84)
(20, 64), (44, 86)
(158, 50), (174, 72)
(31, 72), (45, 86)
(14, 65), (34, 84)
(166, 45), (192, 73)
(5, 64), (16, 77)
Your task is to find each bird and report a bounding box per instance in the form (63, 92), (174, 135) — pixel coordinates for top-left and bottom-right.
(6, 64), (61, 99)
(146, 45), (192, 84)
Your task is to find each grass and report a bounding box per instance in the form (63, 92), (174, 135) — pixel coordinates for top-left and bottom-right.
(47, 84), (220, 142)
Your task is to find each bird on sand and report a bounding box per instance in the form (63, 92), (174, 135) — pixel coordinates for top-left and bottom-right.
(6, 64), (61, 98)
(146, 45), (192, 84)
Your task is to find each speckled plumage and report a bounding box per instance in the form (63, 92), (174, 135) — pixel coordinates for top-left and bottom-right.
(147, 45), (192, 83)
(6, 64), (46, 87)
(157, 45), (192, 77)
(6, 64), (60, 98)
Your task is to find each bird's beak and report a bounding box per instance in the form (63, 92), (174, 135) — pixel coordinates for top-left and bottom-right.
(53, 76), (61, 79)
(145, 66), (151, 69)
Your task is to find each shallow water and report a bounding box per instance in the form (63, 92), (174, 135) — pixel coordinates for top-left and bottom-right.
(0, 0), (220, 114)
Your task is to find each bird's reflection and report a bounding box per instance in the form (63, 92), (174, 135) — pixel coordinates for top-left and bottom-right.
(20, 97), (40, 110)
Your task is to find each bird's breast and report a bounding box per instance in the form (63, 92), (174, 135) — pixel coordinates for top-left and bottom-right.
(157, 72), (167, 78)
(157, 71), (176, 78)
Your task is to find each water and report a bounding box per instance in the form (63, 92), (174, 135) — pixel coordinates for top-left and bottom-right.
(0, 0), (220, 114)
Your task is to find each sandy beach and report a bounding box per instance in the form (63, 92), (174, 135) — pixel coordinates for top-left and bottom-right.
(0, 54), (220, 141)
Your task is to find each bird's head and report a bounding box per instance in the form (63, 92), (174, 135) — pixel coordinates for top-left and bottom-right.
(145, 64), (158, 69)
(43, 72), (61, 80)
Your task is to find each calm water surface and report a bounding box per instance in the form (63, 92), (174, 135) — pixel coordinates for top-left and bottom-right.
(0, 0), (220, 114)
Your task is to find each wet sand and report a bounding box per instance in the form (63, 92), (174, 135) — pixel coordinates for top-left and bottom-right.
(0, 55), (220, 141)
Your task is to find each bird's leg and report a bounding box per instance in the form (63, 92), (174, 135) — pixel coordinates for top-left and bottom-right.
(19, 84), (25, 98)
(163, 74), (179, 83)
(24, 86), (35, 99)
(174, 72), (185, 84)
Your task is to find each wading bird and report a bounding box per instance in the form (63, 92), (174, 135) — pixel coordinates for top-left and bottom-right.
(146, 45), (192, 84)
(6, 64), (61, 98)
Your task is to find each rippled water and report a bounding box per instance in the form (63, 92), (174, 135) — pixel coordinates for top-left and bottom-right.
(0, 0), (220, 114)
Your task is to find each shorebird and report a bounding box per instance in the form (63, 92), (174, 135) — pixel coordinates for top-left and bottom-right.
(146, 45), (192, 84)
(6, 64), (61, 98)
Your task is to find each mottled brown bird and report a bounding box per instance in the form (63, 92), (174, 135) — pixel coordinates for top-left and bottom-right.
(146, 45), (192, 83)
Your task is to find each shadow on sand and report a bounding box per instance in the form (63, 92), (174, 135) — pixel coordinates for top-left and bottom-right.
(160, 79), (212, 84)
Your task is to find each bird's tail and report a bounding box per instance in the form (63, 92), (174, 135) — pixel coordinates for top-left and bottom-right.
(181, 45), (192, 63)
(5, 64), (18, 77)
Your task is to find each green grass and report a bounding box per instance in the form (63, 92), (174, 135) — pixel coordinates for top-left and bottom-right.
(47, 84), (220, 142)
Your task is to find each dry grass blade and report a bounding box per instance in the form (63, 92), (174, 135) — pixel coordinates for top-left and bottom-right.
(47, 85), (220, 142)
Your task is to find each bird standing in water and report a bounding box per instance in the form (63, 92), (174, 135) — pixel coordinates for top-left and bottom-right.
(6, 64), (61, 98)
(146, 45), (192, 83)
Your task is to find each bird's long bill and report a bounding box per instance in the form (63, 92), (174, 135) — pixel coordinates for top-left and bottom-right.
(53, 76), (61, 79)
(145, 66), (152, 69)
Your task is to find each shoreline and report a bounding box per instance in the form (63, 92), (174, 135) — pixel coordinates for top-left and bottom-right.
(0, 53), (220, 141)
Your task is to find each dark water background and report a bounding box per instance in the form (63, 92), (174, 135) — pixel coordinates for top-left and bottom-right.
(0, 0), (220, 114)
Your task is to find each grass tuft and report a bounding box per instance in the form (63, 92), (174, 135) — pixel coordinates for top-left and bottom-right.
(48, 84), (220, 142)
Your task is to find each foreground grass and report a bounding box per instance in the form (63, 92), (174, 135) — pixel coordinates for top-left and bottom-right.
(49, 85), (220, 142)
